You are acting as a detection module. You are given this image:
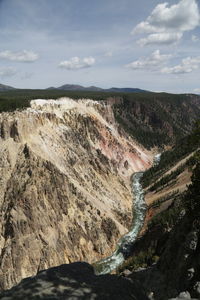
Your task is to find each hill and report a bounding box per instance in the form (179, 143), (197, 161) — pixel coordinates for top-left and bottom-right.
(48, 84), (148, 93)
(0, 83), (15, 91)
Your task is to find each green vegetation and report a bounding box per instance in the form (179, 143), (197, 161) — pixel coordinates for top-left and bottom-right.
(149, 200), (182, 230)
(117, 194), (183, 274)
(183, 121), (200, 217)
(0, 89), (117, 112)
(149, 165), (185, 192)
(142, 134), (199, 188)
(114, 113), (167, 148)
(113, 93), (200, 149)
(148, 190), (179, 209)
(142, 121), (200, 189)
(148, 152), (198, 193)
(183, 161), (200, 217)
(118, 121), (200, 274)
(117, 248), (159, 273)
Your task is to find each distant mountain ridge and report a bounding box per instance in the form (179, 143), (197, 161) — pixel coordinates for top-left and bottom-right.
(0, 83), (147, 93)
(0, 84), (16, 91)
(47, 84), (148, 93)
(1, 82), (200, 95)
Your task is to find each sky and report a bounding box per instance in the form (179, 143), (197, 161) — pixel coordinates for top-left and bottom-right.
(0, 0), (200, 93)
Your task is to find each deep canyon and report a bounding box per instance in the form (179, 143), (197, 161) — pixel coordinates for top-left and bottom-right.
(0, 97), (153, 290)
(0, 93), (199, 299)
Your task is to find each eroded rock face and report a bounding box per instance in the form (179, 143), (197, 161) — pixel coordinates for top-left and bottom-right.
(0, 98), (152, 290)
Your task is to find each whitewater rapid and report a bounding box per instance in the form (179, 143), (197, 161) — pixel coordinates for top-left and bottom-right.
(94, 154), (161, 275)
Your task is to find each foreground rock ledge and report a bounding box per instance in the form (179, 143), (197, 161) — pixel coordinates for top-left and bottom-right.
(0, 262), (148, 300)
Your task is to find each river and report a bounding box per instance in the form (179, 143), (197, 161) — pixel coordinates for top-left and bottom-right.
(93, 154), (161, 275)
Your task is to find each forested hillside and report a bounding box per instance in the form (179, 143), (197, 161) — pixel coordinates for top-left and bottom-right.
(113, 93), (200, 148)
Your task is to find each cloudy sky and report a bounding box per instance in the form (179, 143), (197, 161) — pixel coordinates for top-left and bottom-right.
(0, 0), (200, 93)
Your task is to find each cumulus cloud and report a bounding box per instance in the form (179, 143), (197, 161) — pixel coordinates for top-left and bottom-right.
(161, 56), (200, 74)
(137, 32), (183, 46)
(0, 50), (39, 62)
(0, 67), (16, 77)
(194, 88), (200, 93)
(59, 56), (95, 70)
(126, 50), (171, 70)
(132, 0), (200, 45)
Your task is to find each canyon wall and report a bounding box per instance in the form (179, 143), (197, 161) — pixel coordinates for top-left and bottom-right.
(0, 98), (152, 290)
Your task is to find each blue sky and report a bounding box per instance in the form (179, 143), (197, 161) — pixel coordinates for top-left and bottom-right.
(0, 0), (200, 93)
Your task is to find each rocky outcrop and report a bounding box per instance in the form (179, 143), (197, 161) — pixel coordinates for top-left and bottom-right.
(127, 214), (200, 300)
(0, 98), (152, 290)
(0, 262), (148, 300)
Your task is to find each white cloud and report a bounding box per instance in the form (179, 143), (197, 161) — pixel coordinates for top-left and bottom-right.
(126, 50), (171, 70)
(132, 0), (200, 46)
(192, 34), (199, 42)
(137, 32), (183, 46)
(194, 88), (200, 93)
(161, 56), (200, 74)
(59, 56), (95, 70)
(0, 67), (17, 77)
(0, 50), (39, 62)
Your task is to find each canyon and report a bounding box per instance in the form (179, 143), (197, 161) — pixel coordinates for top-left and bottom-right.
(0, 93), (199, 299)
(0, 97), (152, 290)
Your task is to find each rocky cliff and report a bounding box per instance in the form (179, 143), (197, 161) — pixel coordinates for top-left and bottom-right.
(0, 97), (152, 290)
